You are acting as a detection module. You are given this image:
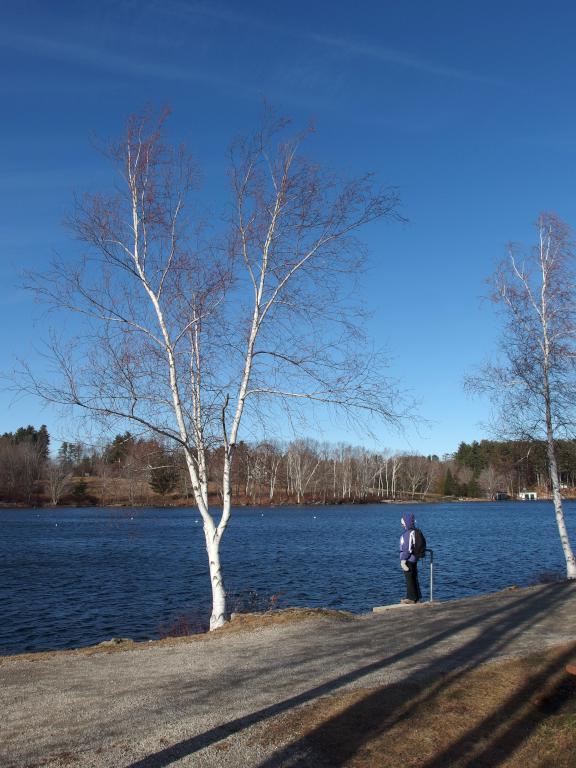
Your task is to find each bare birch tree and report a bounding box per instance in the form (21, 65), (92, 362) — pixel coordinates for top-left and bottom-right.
(259, 441), (283, 502)
(20, 109), (405, 627)
(468, 213), (576, 578)
(287, 440), (321, 504)
(45, 459), (73, 505)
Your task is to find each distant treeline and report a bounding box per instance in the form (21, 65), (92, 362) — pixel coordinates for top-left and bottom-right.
(453, 439), (576, 494)
(1, 426), (575, 506)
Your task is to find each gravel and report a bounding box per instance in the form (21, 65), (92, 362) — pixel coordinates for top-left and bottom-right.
(1, 583), (575, 767)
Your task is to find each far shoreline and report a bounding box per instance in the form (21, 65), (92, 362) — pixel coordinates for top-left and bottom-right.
(1, 496), (570, 511)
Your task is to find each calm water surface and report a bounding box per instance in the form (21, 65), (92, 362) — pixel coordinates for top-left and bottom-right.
(0, 501), (574, 655)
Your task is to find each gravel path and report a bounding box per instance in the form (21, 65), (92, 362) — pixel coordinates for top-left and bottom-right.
(1, 583), (575, 768)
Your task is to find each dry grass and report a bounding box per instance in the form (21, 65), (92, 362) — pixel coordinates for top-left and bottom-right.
(255, 644), (576, 767)
(225, 607), (359, 632)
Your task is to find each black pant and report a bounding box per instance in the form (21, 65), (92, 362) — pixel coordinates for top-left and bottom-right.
(404, 561), (422, 602)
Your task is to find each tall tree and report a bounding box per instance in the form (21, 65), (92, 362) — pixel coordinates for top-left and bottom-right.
(468, 213), (576, 578)
(21, 109), (405, 627)
(443, 468), (457, 497)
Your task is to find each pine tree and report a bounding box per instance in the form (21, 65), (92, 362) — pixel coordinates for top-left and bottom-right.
(443, 469), (457, 496)
(149, 465), (178, 495)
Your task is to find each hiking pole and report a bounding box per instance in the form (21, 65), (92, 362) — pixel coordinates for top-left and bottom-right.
(425, 548), (434, 602)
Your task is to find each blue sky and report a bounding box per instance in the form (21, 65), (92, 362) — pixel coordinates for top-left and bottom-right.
(2, 0), (576, 456)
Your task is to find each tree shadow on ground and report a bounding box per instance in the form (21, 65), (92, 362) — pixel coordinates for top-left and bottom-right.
(255, 643), (576, 767)
(418, 649), (576, 768)
(124, 584), (574, 768)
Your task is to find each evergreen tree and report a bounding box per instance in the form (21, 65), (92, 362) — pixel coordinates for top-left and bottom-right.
(36, 425), (50, 460)
(467, 477), (482, 498)
(149, 465), (178, 495)
(4, 424), (50, 459)
(105, 432), (134, 463)
(443, 469), (457, 496)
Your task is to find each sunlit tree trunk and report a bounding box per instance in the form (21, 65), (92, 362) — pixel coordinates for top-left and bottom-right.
(540, 248), (576, 578)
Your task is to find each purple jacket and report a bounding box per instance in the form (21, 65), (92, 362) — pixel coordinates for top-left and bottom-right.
(399, 513), (417, 563)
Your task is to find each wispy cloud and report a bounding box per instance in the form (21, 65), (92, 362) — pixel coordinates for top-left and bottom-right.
(0, 30), (228, 87)
(159, 0), (485, 87)
(309, 33), (493, 84)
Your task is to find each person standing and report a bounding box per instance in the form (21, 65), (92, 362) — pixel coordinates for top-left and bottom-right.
(400, 513), (422, 604)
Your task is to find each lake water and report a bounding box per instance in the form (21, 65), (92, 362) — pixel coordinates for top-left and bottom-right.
(1, 501), (575, 655)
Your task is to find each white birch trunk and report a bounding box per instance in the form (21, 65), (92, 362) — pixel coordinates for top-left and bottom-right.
(545, 428), (576, 578)
(542, 373), (576, 578)
(205, 523), (227, 629)
(539, 239), (576, 580)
